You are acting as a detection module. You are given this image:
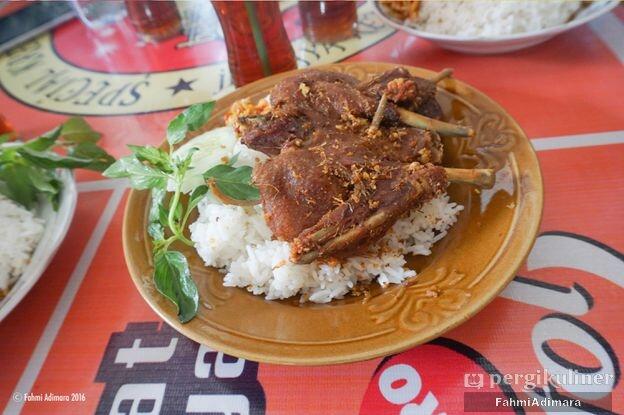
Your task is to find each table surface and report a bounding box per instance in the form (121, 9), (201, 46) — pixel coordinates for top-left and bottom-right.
(1, 2), (623, 414)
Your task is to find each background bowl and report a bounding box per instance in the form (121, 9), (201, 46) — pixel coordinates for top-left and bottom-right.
(373, 0), (619, 54)
(123, 62), (543, 365)
(0, 169), (77, 322)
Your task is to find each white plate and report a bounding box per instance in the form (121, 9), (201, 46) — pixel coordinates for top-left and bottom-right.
(373, 0), (619, 54)
(0, 169), (77, 322)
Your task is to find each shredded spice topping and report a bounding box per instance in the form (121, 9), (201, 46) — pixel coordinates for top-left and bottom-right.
(232, 68), (490, 264)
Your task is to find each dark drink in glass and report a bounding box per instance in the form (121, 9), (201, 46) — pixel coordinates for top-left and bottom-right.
(213, 1), (297, 87)
(125, 0), (182, 42)
(299, 1), (357, 43)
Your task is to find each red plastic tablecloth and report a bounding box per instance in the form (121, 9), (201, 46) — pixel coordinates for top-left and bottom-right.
(1, 3), (623, 414)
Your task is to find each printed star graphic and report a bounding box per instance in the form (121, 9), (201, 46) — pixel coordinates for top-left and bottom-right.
(167, 78), (196, 96)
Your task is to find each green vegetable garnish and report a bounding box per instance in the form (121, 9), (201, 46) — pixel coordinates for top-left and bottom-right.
(103, 102), (259, 323)
(204, 163), (259, 202)
(0, 117), (114, 209)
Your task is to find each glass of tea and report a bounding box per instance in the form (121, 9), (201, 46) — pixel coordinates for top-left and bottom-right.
(212, 1), (296, 87)
(299, 1), (357, 43)
(125, 0), (182, 42)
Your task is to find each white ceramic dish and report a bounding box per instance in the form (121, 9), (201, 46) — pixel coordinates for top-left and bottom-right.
(0, 169), (77, 322)
(373, 0), (619, 54)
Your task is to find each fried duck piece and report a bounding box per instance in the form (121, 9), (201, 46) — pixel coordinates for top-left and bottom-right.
(253, 128), (447, 254)
(241, 68), (468, 156)
(253, 146), (350, 241)
(245, 117), (442, 164)
(255, 151), (492, 262)
(247, 68), (487, 262)
(357, 67), (441, 118)
(292, 162), (448, 263)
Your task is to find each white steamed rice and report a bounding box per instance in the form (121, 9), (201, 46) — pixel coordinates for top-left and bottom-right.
(190, 194), (462, 303)
(0, 195), (44, 296)
(408, 1), (581, 37)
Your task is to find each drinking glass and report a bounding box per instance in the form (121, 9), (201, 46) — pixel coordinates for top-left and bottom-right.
(71, 0), (126, 31)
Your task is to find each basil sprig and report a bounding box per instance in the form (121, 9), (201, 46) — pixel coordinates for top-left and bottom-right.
(0, 117), (114, 209)
(103, 102), (260, 323)
(204, 159), (259, 202)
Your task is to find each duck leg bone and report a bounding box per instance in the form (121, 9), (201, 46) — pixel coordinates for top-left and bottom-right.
(430, 68), (453, 84)
(397, 107), (474, 137)
(368, 86), (473, 138)
(293, 166), (494, 264)
(444, 167), (494, 188)
(368, 92), (387, 133)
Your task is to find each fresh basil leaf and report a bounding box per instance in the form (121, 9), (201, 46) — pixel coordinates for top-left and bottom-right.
(204, 164), (259, 201)
(101, 156), (131, 177)
(166, 116), (187, 146)
(184, 102), (215, 131)
(148, 222), (164, 241)
(128, 145), (172, 172)
(154, 250), (199, 323)
(25, 165), (58, 194)
(227, 152), (240, 166)
(0, 180), (10, 199)
(18, 147), (93, 169)
(213, 180), (260, 201)
(148, 188), (166, 241)
(204, 164), (253, 182)
(0, 146), (17, 162)
(0, 163), (37, 209)
(188, 185), (208, 211)
(0, 118), (110, 210)
(166, 102), (215, 146)
(22, 126), (62, 151)
(69, 142), (115, 172)
(149, 188), (166, 223)
(175, 147), (197, 176)
(60, 117), (101, 143)
(103, 156), (167, 189)
(47, 176), (62, 210)
(172, 199), (183, 222)
(158, 205), (169, 228)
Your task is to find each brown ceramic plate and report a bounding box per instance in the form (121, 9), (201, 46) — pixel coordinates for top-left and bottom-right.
(123, 62), (543, 365)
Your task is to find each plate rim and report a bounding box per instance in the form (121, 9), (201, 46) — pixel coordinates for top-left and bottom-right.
(0, 169), (77, 322)
(372, 0), (619, 43)
(123, 62), (544, 365)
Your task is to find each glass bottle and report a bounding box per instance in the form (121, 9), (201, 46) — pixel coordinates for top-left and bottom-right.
(212, 1), (297, 87)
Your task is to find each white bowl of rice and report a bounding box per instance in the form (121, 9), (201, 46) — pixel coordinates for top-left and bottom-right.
(0, 170), (76, 322)
(375, 0), (619, 54)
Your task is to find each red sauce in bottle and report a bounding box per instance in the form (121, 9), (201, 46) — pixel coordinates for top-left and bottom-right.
(212, 1), (297, 86)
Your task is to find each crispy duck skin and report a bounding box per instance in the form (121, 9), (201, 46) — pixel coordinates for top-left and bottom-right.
(241, 68), (445, 155)
(245, 68), (481, 261)
(253, 147), (350, 241)
(253, 127), (443, 244)
(292, 162), (447, 263)
(241, 116), (313, 156)
(357, 67), (439, 113)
